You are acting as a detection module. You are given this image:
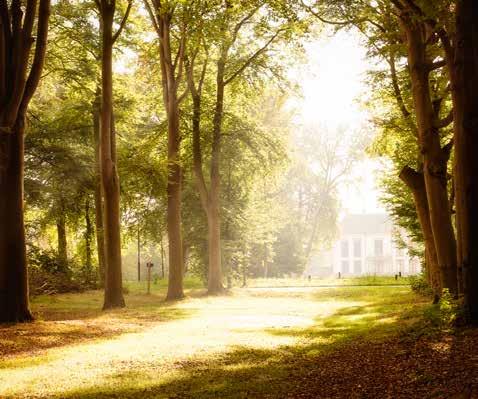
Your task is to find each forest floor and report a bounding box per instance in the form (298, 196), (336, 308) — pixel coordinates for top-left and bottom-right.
(0, 281), (477, 398)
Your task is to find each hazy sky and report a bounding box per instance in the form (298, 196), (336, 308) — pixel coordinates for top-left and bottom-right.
(292, 28), (386, 214)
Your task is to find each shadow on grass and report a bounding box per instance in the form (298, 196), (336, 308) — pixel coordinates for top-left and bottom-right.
(45, 291), (457, 399)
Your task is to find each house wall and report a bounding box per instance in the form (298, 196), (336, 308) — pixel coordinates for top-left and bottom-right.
(330, 233), (419, 276)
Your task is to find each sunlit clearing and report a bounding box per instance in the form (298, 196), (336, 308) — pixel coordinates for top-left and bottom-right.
(0, 286), (421, 398)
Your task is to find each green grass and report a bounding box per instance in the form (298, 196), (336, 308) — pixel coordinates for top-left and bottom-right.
(0, 285), (432, 398)
(123, 275), (205, 293)
(247, 275), (411, 287)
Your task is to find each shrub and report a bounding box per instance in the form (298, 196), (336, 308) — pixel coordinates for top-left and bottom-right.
(28, 245), (84, 296)
(409, 273), (433, 296)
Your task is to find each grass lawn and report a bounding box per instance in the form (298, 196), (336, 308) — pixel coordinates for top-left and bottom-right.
(0, 282), (476, 398)
(247, 275), (411, 287)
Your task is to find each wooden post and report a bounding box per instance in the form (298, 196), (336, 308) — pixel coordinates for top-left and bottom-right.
(137, 225), (141, 282)
(147, 262), (153, 295)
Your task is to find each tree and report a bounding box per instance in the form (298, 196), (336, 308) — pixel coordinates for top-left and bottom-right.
(45, 1), (106, 286)
(389, 0), (457, 295)
(452, 0), (478, 322)
(307, 0), (455, 297)
(143, 0), (190, 300)
(0, 0), (51, 323)
(186, 0), (302, 294)
(97, 0), (132, 309)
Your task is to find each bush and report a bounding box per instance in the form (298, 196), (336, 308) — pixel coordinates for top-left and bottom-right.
(28, 245), (84, 296)
(410, 273), (433, 296)
(29, 267), (83, 296)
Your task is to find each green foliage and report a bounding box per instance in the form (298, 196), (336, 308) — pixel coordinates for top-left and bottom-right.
(409, 273), (433, 297)
(28, 245), (85, 296)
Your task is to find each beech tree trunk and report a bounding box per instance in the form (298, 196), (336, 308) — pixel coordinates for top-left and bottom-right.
(0, 0), (51, 323)
(207, 59), (226, 294)
(207, 201), (222, 293)
(93, 92), (106, 287)
(184, 9), (280, 294)
(399, 13), (458, 294)
(165, 106), (184, 300)
(99, 2), (125, 309)
(186, 54), (225, 295)
(453, 0), (478, 322)
(56, 205), (68, 269)
(400, 166), (441, 299)
(143, 5), (186, 300)
(0, 119), (32, 322)
(85, 198), (93, 283)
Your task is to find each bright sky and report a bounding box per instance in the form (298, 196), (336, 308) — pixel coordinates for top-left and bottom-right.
(291, 28), (387, 214)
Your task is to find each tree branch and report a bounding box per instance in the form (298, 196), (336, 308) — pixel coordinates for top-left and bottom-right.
(434, 109), (454, 129)
(442, 139), (453, 162)
(19, 0), (51, 116)
(428, 58), (446, 71)
(112, 0), (132, 44)
(143, 0), (161, 37)
(224, 29), (283, 86)
(399, 165), (424, 190)
(230, 6), (260, 45)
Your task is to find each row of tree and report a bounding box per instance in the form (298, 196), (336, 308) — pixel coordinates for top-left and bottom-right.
(310, 0), (477, 319)
(0, 0), (329, 323)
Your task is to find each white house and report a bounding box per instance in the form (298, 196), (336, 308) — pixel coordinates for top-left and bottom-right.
(305, 214), (420, 277)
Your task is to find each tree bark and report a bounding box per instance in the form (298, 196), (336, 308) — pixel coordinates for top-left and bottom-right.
(0, 0), (51, 323)
(206, 57), (227, 294)
(453, 0), (478, 322)
(143, 5), (186, 300)
(85, 197), (93, 283)
(207, 200), (222, 293)
(56, 202), (68, 269)
(165, 103), (184, 300)
(186, 54), (225, 295)
(400, 166), (441, 299)
(398, 12), (458, 294)
(93, 90), (106, 287)
(99, 2), (125, 309)
(0, 119), (32, 322)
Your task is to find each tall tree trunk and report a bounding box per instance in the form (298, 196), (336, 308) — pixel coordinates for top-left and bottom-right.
(0, 119), (32, 322)
(99, 2), (125, 309)
(143, 8), (186, 301)
(400, 166), (441, 300)
(0, 0), (51, 323)
(399, 14), (458, 294)
(165, 105), (184, 300)
(453, 0), (478, 322)
(56, 202), (68, 270)
(187, 55), (223, 294)
(93, 89), (106, 287)
(207, 201), (222, 292)
(207, 62), (225, 294)
(85, 197), (93, 284)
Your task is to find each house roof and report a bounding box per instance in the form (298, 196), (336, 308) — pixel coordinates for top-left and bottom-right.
(340, 213), (391, 235)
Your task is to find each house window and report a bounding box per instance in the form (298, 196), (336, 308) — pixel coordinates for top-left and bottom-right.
(354, 260), (362, 274)
(341, 240), (349, 257)
(353, 239), (361, 257)
(396, 259), (404, 273)
(341, 260), (349, 274)
(374, 239), (383, 256)
(375, 261), (384, 274)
